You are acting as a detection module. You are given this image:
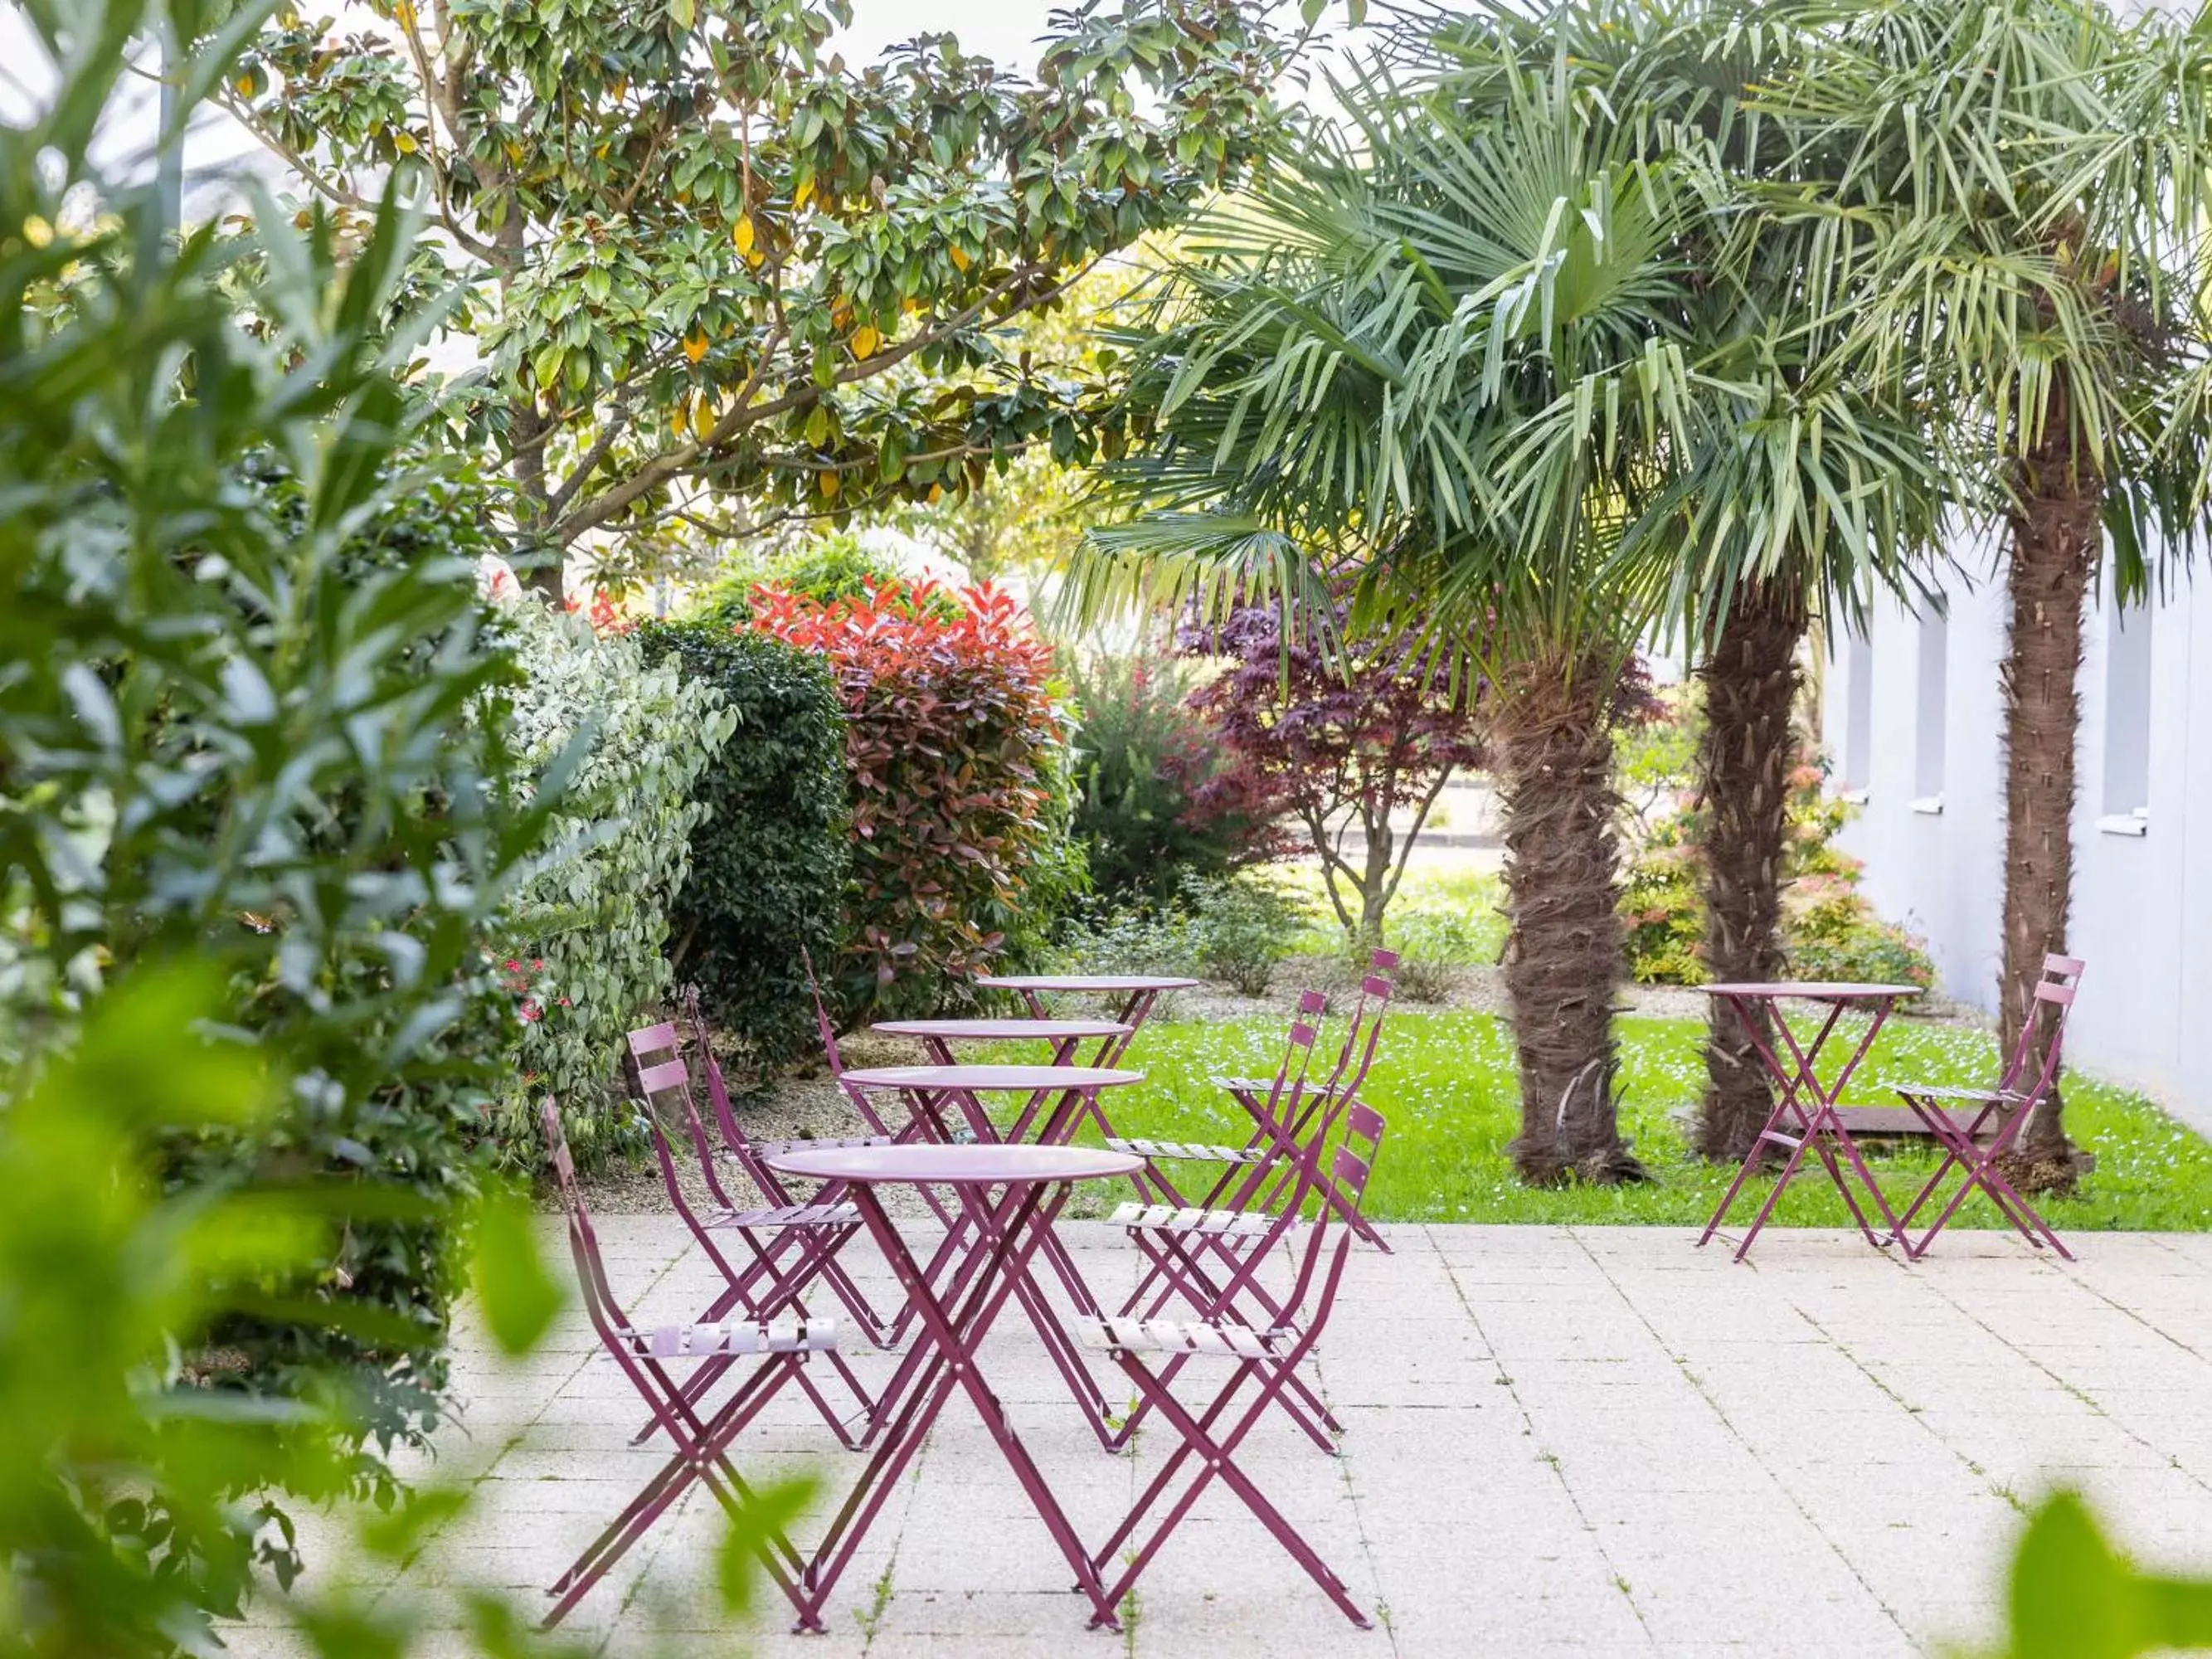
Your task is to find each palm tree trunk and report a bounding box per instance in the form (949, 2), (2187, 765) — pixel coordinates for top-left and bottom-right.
(1694, 582), (1806, 1160)
(2000, 426), (2098, 1192)
(1493, 645), (1646, 1185)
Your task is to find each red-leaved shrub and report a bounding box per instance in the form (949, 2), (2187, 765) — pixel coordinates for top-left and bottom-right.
(748, 581), (1063, 1017)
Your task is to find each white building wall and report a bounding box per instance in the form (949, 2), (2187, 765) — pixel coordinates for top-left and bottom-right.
(1822, 555), (2212, 1136)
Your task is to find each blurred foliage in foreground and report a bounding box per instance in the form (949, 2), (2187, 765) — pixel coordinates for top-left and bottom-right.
(2, 0), (547, 1562)
(1976, 1491), (2212, 1659)
(0, 956), (809, 1657)
(0, 2), (815, 1650)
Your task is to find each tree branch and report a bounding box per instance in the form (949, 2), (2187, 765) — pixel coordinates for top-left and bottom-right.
(546, 266), (1043, 544)
(546, 402), (633, 517)
(211, 89), (372, 212)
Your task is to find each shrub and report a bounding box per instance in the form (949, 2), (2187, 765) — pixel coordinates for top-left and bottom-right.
(1067, 651), (1252, 904)
(498, 607), (734, 1162)
(688, 533), (955, 626)
(1185, 872), (1312, 996)
(1787, 874), (1937, 989)
(1617, 748), (1937, 990)
(749, 581), (1072, 1020)
(1050, 902), (1200, 980)
(0, 115), (556, 1612)
(1388, 909), (1492, 1002)
(637, 622), (850, 1068)
(1621, 831), (1707, 985)
(1004, 719), (1093, 970)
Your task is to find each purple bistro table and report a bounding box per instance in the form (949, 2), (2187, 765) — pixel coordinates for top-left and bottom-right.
(975, 975), (1195, 1166)
(1696, 981), (1923, 1262)
(839, 1063), (1145, 1447)
(839, 1063), (1141, 1148)
(974, 974), (1197, 1068)
(873, 1016), (1132, 1068)
(761, 1143), (1146, 1633)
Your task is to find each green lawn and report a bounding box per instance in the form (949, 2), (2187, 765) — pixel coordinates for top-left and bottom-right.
(1009, 1009), (2212, 1232)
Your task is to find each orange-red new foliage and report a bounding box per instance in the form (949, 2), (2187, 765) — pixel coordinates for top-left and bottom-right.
(747, 580), (1062, 1015)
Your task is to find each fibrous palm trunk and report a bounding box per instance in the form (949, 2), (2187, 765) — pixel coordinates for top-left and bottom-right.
(1999, 420), (2098, 1192)
(1694, 582), (1806, 1160)
(1493, 646), (1646, 1185)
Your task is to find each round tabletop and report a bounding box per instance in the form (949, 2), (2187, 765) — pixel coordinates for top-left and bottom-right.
(838, 1063), (1144, 1092)
(763, 1143), (1147, 1185)
(975, 974), (1201, 993)
(872, 1018), (1132, 1042)
(1700, 981), (1925, 1001)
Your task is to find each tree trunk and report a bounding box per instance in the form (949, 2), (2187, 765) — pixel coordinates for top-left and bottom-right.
(492, 207), (564, 603)
(2000, 420), (2098, 1193)
(1694, 582), (1806, 1160)
(1493, 646), (1646, 1185)
(510, 392), (562, 600)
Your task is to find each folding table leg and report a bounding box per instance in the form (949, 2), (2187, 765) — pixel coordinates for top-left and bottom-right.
(791, 1180), (1123, 1633)
(1090, 1345), (1369, 1629)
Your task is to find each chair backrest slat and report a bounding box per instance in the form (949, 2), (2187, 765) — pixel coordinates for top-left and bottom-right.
(634, 1057), (692, 1094)
(628, 1022), (681, 1057)
(2003, 953), (2085, 1107)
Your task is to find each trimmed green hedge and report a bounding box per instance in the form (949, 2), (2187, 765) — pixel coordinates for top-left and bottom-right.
(641, 622), (850, 1067)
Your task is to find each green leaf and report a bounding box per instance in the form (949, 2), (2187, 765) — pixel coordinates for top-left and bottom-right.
(358, 1484), (474, 1562)
(715, 1476), (819, 1616)
(470, 1184), (566, 1357)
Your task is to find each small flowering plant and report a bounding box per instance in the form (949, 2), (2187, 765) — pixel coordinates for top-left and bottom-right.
(495, 955), (571, 1026)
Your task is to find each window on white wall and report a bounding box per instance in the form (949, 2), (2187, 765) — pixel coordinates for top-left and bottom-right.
(1913, 615), (1947, 805)
(1842, 631), (1874, 795)
(2103, 596), (2153, 819)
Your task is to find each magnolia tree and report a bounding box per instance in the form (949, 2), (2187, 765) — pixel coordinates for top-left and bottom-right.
(1180, 606), (1485, 944)
(227, 0), (1317, 595)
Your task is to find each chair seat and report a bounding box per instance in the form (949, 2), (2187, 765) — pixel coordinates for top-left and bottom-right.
(1109, 1202), (1296, 1239)
(705, 1201), (860, 1230)
(1212, 1076), (1337, 1097)
(1106, 1136), (1262, 1165)
(620, 1316), (839, 1359)
(1889, 1082), (2023, 1104)
(1078, 1315), (1289, 1360)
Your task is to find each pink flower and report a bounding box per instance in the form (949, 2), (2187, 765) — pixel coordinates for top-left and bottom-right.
(519, 1000), (542, 1023)
(504, 958), (523, 973)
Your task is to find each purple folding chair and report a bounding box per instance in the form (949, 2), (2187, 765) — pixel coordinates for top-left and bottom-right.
(1078, 1111), (1387, 1630)
(536, 1098), (828, 1630)
(1107, 990), (1329, 1316)
(1110, 951), (1398, 1253)
(1889, 953), (2084, 1260)
(1105, 1100), (1384, 1453)
(625, 1019), (882, 1446)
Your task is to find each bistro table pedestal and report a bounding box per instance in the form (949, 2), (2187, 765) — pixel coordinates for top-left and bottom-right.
(1697, 981), (1923, 1262)
(761, 1143), (1145, 1633)
(836, 1065), (1145, 1447)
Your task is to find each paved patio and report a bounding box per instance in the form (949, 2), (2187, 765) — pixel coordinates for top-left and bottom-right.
(236, 1221), (2212, 1657)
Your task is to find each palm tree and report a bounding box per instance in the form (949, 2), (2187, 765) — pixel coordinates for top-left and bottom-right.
(1358, 2), (1952, 1160)
(1762, 0), (2212, 1184)
(1072, 50), (1719, 1183)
